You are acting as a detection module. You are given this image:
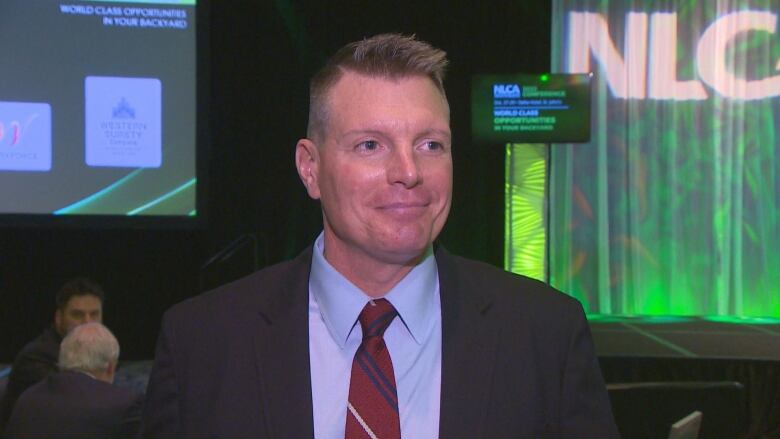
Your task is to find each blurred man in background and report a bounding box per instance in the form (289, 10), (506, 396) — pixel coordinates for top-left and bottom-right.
(4, 322), (142, 439)
(0, 277), (104, 430)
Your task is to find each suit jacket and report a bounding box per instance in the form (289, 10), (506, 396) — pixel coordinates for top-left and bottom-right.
(3, 370), (143, 439)
(142, 246), (617, 438)
(0, 327), (61, 431)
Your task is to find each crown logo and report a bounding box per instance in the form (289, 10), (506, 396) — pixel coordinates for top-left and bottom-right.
(112, 97), (135, 119)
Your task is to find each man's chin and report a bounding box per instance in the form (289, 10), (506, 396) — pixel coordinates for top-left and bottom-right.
(374, 242), (432, 266)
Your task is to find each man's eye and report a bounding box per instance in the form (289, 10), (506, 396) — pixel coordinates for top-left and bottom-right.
(423, 141), (443, 151)
(356, 140), (379, 151)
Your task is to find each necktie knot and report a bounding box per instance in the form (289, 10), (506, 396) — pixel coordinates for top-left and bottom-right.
(358, 298), (397, 339)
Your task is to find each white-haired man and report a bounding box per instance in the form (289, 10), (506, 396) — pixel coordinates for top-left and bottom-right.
(4, 323), (143, 439)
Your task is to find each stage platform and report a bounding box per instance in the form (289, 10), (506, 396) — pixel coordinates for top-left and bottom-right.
(590, 316), (780, 438)
(590, 315), (780, 361)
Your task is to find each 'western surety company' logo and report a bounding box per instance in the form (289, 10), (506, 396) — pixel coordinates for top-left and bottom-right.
(85, 76), (161, 168)
(101, 97), (146, 146)
(0, 101), (51, 171)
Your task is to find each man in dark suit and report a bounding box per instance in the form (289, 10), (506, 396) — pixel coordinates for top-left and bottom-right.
(4, 322), (143, 439)
(0, 278), (104, 431)
(142, 34), (618, 438)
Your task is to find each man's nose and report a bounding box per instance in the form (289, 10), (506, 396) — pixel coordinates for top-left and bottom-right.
(387, 147), (421, 188)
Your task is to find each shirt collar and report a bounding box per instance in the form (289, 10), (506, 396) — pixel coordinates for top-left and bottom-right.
(63, 369), (98, 380)
(309, 232), (438, 348)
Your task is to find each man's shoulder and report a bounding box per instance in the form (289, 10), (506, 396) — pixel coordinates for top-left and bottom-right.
(89, 377), (144, 407)
(437, 248), (581, 310)
(12, 375), (47, 399)
(57, 371), (142, 398)
(163, 247), (313, 325)
(13, 327), (60, 366)
(14, 372), (143, 418)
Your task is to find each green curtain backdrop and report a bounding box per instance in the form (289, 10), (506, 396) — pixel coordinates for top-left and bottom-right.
(513, 0), (780, 316)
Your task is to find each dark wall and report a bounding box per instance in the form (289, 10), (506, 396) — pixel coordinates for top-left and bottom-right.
(0, 1), (551, 361)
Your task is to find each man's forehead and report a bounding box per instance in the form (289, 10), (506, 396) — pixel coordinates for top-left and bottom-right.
(328, 70), (445, 100)
(65, 294), (102, 308)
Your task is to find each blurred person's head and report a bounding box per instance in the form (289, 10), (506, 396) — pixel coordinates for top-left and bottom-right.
(58, 322), (119, 383)
(54, 277), (104, 337)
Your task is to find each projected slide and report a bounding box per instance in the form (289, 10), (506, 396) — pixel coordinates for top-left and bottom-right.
(505, 0), (780, 318)
(0, 0), (196, 216)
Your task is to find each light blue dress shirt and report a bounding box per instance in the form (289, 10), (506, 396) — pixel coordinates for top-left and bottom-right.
(309, 233), (442, 439)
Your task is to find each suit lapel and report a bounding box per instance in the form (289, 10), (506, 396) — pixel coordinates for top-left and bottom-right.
(436, 247), (498, 439)
(252, 248), (314, 438)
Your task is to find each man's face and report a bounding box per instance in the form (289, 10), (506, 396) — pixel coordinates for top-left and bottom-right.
(55, 294), (102, 336)
(297, 72), (452, 267)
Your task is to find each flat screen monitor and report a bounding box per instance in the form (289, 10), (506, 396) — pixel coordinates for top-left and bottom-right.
(471, 73), (592, 144)
(0, 0), (206, 227)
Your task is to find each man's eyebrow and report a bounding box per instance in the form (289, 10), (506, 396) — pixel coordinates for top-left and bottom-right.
(339, 129), (388, 138)
(418, 129), (452, 141)
(339, 128), (452, 140)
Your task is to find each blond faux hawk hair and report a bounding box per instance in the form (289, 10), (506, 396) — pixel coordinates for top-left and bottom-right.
(306, 33), (449, 141)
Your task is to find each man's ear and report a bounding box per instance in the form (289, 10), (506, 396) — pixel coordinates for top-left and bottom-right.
(295, 138), (321, 200)
(54, 310), (62, 331)
(104, 361), (117, 384)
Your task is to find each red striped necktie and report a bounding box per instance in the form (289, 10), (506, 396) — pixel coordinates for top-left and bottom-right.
(345, 298), (401, 439)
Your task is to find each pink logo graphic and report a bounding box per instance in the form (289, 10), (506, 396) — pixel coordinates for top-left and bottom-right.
(0, 113), (39, 147)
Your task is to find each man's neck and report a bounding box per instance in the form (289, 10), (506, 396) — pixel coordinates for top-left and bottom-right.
(67, 366), (114, 384)
(322, 241), (426, 298)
